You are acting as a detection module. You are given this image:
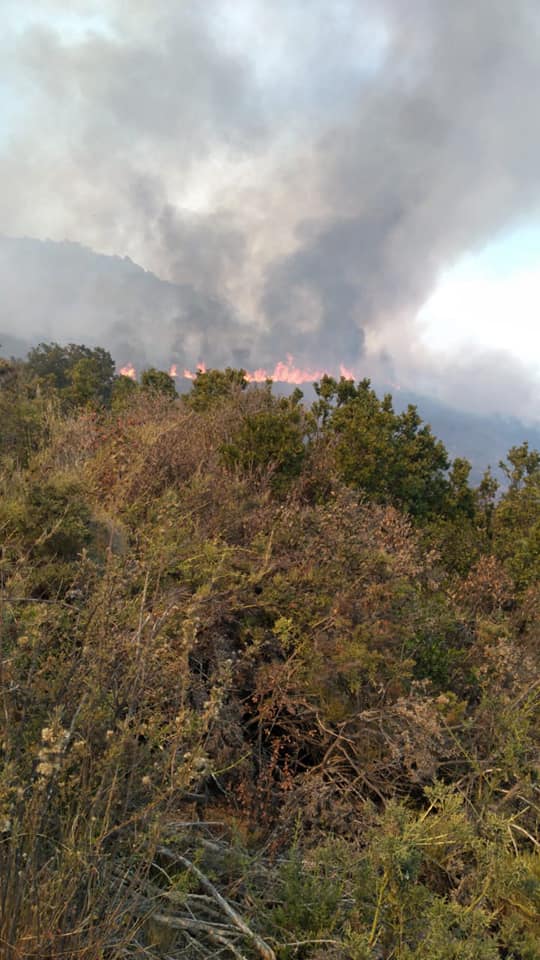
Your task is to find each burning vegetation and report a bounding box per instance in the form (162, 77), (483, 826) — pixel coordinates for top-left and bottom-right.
(0, 341), (539, 959)
(120, 356), (357, 386)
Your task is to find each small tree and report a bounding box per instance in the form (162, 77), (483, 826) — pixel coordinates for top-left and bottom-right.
(319, 377), (450, 518)
(140, 367), (177, 399)
(493, 443), (540, 589)
(186, 367), (248, 411)
(221, 396), (307, 492)
(111, 374), (139, 412)
(26, 342), (115, 406)
(0, 356), (49, 464)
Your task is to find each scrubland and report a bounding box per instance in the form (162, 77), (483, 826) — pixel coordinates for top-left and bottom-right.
(0, 349), (538, 959)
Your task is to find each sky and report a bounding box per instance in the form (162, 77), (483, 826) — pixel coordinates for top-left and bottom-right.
(419, 226), (540, 366)
(1, 0), (540, 418)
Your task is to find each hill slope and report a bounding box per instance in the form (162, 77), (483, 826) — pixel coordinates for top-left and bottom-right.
(1, 374), (538, 958)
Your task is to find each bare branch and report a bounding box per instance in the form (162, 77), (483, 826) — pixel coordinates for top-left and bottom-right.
(157, 848), (276, 960)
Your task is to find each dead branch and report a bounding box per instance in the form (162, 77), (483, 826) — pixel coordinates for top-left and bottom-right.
(157, 847), (276, 960)
(152, 914), (249, 960)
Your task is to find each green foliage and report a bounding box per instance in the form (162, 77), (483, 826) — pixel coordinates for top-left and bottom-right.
(221, 395), (307, 491)
(0, 349), (539, 959)
(111, 371), (140, 411)
(185, 365), (248, 410)
(26, 341), (115, 407)
(266, 843), (348, 955)
(0, 357), (51, 465)
(23, 476), (93, 560)
(316, 377), (451, 518)
(493, 443), (540, 589)
(0, 471), (98, 602)
(140, 366), (178, 398)
(404, 592), (470, 689)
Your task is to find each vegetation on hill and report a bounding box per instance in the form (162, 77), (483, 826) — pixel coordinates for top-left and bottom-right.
(0, 344), (538, 959)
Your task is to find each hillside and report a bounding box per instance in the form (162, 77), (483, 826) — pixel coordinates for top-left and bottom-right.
(0, 234), (242, 373)
(0, 349), (538, 959)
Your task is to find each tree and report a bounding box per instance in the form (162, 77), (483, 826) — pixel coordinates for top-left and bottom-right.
(186, 367), (248, 411)
(221, 395), (307, 492)
(492, 443), (540, 590)
(140, 367), (178, 399)
(0, 356), (49, 464)
(317, 377), (450, 518)
(26, 342), (115, 406)
(422, 458), (483, 575)
(499, 441), (540, 491)
(111, 373), (139, 412)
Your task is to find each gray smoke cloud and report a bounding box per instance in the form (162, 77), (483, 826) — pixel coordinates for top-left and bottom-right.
(1, 0), (540, 416)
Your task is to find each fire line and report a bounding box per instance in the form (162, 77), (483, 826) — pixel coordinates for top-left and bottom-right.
(120, 356), (356, 385)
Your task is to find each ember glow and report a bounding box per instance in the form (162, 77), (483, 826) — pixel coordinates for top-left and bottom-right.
(119, 357), (357, 385)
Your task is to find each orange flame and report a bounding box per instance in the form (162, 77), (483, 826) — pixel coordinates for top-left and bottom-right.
(339, 364), (355, 381)
(122, 357), (358, 386)
(182, 362), (207, 380)
(244, 355), (327, 384)
(119, 363), (137, 380)
(182, 355), (356, 385)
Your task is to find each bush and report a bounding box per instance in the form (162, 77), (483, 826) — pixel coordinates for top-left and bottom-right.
(0, 356), (538, 958)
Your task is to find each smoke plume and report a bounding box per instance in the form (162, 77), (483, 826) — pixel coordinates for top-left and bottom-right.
(1, 0), (540, 415)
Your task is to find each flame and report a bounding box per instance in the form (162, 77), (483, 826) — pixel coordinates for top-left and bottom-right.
(182, 355), (355, 385)
(245, 355), (328, 384)
(119, 363), (137, 380)
(182, 362), (207, 380)
(120, 357), (359, 386)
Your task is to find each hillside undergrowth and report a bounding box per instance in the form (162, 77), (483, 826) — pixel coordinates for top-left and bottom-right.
(0, 349), (538, 959)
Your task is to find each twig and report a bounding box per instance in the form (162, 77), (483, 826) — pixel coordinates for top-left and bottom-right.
(153, 913), (251, 959)
(151, 914), (233, 934)
(281, 939), (341, 949)
(157, 848), (276, 960)
(1, 595), (73, 606)
(508, 822), (540, 848)
(164, 821), (226, 829)
(206, 929), (249, 960)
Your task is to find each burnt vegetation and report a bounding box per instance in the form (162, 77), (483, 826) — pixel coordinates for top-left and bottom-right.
(0, 342), (539, 959)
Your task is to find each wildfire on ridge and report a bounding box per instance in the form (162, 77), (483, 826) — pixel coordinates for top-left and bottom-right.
(182, 356), (357, 385)
(118, 357), (358, 385)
